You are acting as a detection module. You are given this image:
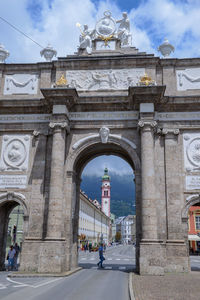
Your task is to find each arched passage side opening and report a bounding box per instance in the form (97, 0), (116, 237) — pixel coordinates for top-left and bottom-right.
(65, 137), (141, 271)
(0, 192), (28, 271)
(181, 195), (200, 262)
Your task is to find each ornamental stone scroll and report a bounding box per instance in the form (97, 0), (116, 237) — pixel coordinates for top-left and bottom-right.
(49, 121), (70, 133)
(138, 120), (157, 128)
(137, 120), (157, 134)
(162, 128), (180, 136)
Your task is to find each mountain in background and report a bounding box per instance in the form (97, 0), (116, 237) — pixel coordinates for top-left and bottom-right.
(81, 173), (135, 217)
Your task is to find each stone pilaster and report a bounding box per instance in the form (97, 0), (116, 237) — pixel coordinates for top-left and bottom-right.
(138, 104), (166, 275)
(69, 173), (81, 270)
(138, 119), (158, 241)
(162, 128), (189, 273)
(46, 121), (68, 240)
(26, 133), (47, 239)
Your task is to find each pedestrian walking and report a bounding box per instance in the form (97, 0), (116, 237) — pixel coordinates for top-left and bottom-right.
(7, 245), (16, 271)
(13, 243), (20, 270)
(97, 243), (105, 268)
(89, 242), (92, 252)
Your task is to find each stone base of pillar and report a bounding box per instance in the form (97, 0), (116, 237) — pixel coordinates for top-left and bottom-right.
(139, 240), (166, 275)
(71, 242), (78, 269)
(20, 238), (71, 274)
(20, 238), (43, 273)
(139, 239), (190, 275)
(164, 240), (190, 273)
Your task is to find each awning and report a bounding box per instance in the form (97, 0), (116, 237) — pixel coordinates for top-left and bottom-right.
(188, 234), (200, 241)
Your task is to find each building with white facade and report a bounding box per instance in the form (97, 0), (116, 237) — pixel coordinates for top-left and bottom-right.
(8, 191), (110, 250)
(78, 191), (110, 245)
(115, 215), (135, 244)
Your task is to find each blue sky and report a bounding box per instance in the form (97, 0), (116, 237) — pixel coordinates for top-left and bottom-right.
(1, 0), (200, 62)
(82, 155), (134, 176)
(1, 0), (200, 174)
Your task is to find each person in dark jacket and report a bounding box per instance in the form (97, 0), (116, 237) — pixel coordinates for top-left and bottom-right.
(97, 243), (105, 268)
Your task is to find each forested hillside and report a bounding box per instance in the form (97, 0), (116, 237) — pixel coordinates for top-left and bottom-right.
(81, 173), (136, 217)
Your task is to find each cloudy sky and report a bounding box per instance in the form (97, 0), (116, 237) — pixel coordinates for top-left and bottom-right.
(1, 0), (200, 174)
(82, 155), (134, 176)
(1, 0), (200, 63)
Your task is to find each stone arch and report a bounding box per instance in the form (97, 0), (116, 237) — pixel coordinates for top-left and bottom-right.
(67, 134), (140, 175)
(0, 191), (28, 270)
(182, 194), (200, 220)
(0, 192), (28, 217)
(65, 133), (141, 270)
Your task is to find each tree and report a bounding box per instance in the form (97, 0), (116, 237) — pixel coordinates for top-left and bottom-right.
(115, 231), (121, 242)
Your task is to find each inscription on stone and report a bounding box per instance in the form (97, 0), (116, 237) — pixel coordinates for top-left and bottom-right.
(157, 112), (200, 121)
(186, 175), (200, 190)
(0, 175), (27, 189)
(70, 111), (138, 120)
(0, 114), (51, 123)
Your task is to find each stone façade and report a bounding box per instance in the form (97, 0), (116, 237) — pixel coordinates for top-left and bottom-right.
(0, 48), (200, 275)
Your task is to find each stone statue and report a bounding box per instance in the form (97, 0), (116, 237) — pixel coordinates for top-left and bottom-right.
(116, 12), (131, 46)
(78, 24), (96, 52)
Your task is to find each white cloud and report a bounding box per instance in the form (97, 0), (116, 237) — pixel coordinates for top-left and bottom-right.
(82, 155), (134, 176)
(131, 0), (200, 58)
(1, 0), (200, 63)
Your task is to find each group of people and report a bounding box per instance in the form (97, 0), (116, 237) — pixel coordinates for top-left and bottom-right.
(7, 243), (20, 271)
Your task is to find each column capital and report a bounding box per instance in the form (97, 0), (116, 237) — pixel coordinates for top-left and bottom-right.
(138, 119), (157, 130)
(49, 121), (70, 133)
(161, 128), (180, 136)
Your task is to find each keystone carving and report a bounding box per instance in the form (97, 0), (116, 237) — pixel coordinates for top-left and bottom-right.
(99, 126), (110, 143)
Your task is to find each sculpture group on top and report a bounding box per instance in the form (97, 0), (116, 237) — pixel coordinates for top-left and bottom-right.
(77, 11), (132, 52)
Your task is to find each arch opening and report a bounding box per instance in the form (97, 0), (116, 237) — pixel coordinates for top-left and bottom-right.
(66, 139), (140, 272)
(0, 194), (27, 271)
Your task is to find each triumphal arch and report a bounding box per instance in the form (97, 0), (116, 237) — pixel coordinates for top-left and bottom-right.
(0, 11), (200, 275)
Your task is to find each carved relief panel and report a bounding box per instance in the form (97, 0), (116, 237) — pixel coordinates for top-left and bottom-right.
(66, 68), (145, 91)
(0, 135), (31, 172)
(176, 68), (200, 91)
(4, 74), (38, 95)
(183, 133), (200, 190)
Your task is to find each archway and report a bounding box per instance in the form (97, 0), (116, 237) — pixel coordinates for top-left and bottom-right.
(65, 136), (141, 271)
(78, 154), (136, 271)
(181, 194), (200, 270)
(0, 192), (28, 271)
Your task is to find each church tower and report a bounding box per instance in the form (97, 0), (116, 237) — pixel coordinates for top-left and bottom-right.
(101, 168), (111, 217)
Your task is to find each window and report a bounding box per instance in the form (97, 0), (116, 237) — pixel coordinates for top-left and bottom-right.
(104, 190), (108, 196)
(195, 216), (200, 230)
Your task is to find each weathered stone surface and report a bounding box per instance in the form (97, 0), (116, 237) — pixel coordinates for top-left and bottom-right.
(0, 49), (199, 275)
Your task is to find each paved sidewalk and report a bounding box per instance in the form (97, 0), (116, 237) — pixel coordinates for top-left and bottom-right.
(132, 272), (200, 300)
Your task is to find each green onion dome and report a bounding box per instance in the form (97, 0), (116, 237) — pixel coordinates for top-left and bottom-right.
(102, 167), (110, 180)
